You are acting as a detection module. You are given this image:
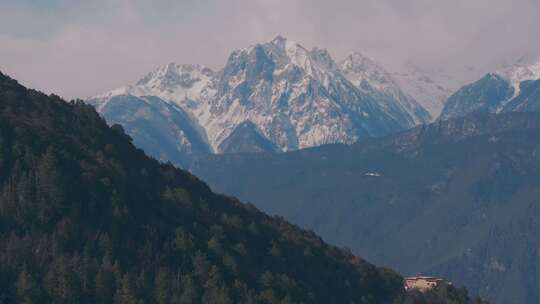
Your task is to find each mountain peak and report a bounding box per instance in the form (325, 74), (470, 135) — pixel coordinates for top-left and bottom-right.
(226, 36), (337, 78)
(440, 57), (540, 120)
(340, 52), (432, 124)
(267, 35), (307, 57)
(229, 35), (307, 68)
(345, 51), (372, 61)
(310, 47), (339, 71)
(340, 52), (395, 90)
(342, 52), (385, 73)
(494, 59), (540, 98)
(268, 34), (303, 49)
(271, 34), (288, 43)
(136, 63), (214, 87)
(89, 62), (215, 108)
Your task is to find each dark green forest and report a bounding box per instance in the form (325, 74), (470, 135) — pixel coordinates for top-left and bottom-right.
(0, 72), (483, 303)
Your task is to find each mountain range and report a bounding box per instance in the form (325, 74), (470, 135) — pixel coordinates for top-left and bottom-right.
(88, 36), (442, 166)
(0, 71), (485, 303)
(81, 35), (540, 304)
(88, 36), (540, 165)
(190, 112), (540, 304)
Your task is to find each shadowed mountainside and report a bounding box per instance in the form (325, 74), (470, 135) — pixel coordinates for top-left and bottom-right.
(191, 112), (540, 304)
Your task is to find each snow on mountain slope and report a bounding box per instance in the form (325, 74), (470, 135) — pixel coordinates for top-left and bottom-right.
(193, 36), (361, 151)
(194, 35), (432, 151)
(90, 36), (433, 156)
(135, 63), (216, 106)
(340, 52), (398, 91)
(92, 63), (216, 109)
(495, 61), (540, 99)
(391, 63), (455, 118)
(340, 53), (432, 124)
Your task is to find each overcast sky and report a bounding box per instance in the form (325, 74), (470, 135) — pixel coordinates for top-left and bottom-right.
(1, 0), (539, 99)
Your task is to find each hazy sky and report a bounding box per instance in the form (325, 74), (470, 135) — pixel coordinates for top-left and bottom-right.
(1, 0), (539, 99)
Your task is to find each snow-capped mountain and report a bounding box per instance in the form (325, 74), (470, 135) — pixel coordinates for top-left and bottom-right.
(340, 53), (431, 125)
(391, 63), (456, 118)
(496, 61), (540, 99)
(440, 59), (540, 120)
(89, 36), (433, 164)
(91, 63), (216, 110)
(197, 35), (433, 152)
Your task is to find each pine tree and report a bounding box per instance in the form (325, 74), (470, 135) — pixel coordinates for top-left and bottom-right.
(154, 268), (171, 304)
(175, 274), (199, 304)
(95, 258), (115, 304)
(16, 268), (38, 304)
(113, 274), (140, 304)
(202, 267), (233, 304)
(43, 256), (81, 303)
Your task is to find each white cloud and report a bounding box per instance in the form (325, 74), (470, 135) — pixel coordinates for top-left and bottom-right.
(1, 0), (539, 99)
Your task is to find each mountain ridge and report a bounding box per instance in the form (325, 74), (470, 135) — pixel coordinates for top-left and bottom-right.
(88, 36), (438, 165)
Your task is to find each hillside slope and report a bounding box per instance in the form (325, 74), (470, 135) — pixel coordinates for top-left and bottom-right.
(191, 112), (540, 304)
(0, 73), (482, 303)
